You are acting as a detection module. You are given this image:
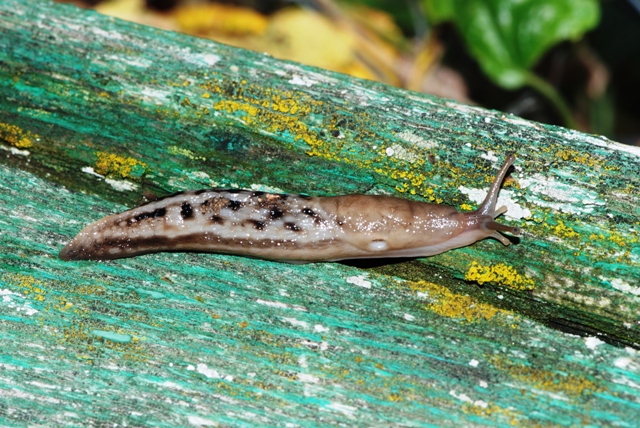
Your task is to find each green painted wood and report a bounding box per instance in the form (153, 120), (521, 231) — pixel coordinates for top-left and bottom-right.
(1, 0), (639, 425)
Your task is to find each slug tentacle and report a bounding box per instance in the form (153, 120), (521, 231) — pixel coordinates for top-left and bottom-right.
(484, 220), (518, 246)
(60, 155), (522, 262)
(464, 153), (520, 246)
(476, 153), (516, 217)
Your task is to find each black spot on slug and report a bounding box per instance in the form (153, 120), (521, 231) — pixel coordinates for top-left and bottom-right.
(285, 222), (301, 232)
(226, 200), (242, 211)
(134, 207), (166, 222)
(249, 220), (266, 230)
(251, 191), (265, 197)
(269, 208), (284, 219)
(180, 202), (193, 219)
(210, 215), (225, 224)
(153, 208), (167, 217)
(302, 207), (323, 224)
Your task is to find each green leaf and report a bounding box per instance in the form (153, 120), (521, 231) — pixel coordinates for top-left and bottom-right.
(424, 0), (600, 89)
(420, 0), (455, 24)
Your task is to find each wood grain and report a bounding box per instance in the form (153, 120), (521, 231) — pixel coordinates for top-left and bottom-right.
(1, 0), (639, 425)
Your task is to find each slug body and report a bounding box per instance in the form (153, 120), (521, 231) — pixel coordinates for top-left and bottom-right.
(60, 155), (520, 262)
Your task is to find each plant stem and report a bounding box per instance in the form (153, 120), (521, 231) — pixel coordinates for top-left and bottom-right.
(525, 72), (577, 130)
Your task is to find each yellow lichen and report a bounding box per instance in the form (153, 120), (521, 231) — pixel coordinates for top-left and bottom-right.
(552, 220), (580, 239)
(406, 280), (510, 322)
(388, 393), (402, 402)
(430, 293), (499, 322)
(3, 273), (47, 301)
(555, 149), (596, 166)
(588, 233), (604, 241)
(168, 145), (206, 161)
(608, 233), (626, 247)
(270, 95), (300, 114)
(492, 356), (604, 397)
(198, 77), (451, 198)
(59, 322), (148, 363)
(465, 261), (535, 291)
(94, 151), (148, 179)
(3, 273), (153, 363)
(462, 402), (520, 422)
(212, 100), (259, 122)
(0, 122), (38, 148)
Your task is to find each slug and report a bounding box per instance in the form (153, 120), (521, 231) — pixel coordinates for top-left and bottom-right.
(59, 155), (520, 262)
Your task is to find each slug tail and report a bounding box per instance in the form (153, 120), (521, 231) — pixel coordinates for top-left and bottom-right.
(476, 154), (516, 217)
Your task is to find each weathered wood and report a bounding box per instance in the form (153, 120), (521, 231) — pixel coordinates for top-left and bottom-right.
(1, 0), (639, 425)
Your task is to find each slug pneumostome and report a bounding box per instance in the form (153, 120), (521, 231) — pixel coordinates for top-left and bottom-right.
(60, 154), (520, 262)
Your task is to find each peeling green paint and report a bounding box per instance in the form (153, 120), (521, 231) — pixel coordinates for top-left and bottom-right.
(1, 0), (640, 425)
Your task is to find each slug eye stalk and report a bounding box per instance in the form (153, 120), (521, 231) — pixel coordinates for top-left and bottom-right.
(476, 153), (516, 218)
(471, 153), (520, 246)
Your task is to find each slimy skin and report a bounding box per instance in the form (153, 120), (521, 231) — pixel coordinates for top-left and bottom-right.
(59, 155), (520, 262)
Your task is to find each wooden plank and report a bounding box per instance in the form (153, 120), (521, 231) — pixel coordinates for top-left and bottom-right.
(1, 0), (639, 425)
